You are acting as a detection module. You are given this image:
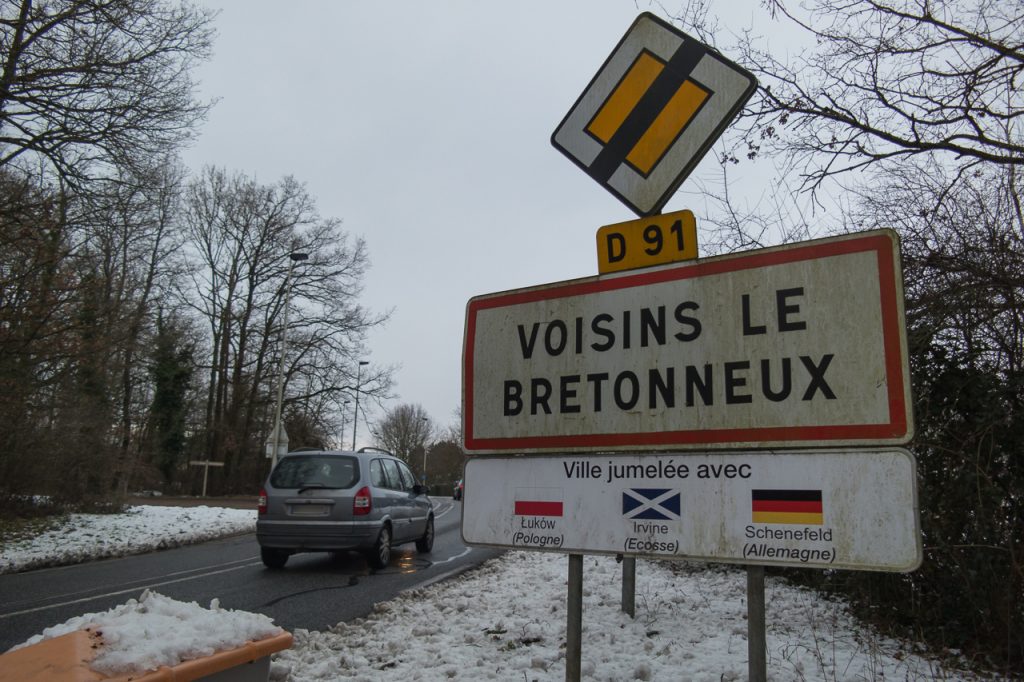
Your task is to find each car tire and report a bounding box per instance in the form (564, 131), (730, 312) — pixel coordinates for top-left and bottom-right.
(261, 547), (289, 569)
(415, 515), (434, 553)
(368, 524), (391, 569)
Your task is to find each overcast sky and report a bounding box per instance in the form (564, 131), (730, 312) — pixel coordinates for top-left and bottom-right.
(181, 1), (779, 442)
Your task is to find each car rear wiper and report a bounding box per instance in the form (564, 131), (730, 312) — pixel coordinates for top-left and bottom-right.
(297, 483), (327, 494)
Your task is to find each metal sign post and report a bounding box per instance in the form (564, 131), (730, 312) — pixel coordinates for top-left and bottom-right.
(188, 460), (224, 497)
(461, 10), (918, 679)
(621, 556), (636, 617)
(462, 449), (921, 678)
(566, 554), (583, 682)
(747, 566), (767, 682)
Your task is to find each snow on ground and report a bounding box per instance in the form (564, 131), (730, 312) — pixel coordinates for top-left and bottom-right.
(0, 504), (256, 574)
(10, 589), (282, 678)
(279, 553), (980, 682)
(2, 504), (992, 681)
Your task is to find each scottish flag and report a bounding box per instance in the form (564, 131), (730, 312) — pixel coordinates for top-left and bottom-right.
(622, 488), (681, 520)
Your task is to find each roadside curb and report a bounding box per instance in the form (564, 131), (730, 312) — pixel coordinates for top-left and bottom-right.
(127, 496), (257, 511)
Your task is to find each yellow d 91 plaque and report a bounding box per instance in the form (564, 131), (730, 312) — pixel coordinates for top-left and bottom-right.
(597, 209), (697, 274)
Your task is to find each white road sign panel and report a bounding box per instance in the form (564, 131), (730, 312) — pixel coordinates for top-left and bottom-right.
(461, 449), (922, 572)
(552, 12), (757, 216)
(463, 230), (912, 453)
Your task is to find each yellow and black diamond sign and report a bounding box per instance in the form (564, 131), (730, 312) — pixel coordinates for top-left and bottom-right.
(552, 13), (757, 217)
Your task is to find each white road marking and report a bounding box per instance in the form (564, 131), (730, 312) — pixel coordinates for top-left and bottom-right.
(0, 560), (262, 619)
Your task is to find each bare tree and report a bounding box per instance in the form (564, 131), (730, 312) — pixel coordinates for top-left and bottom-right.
(0, 162), (186, 506)
(0, 171), (78, 504)
(374, 403), (432, 466)
(680, 154), (817, 255)
(0, 0), (215, 509)
(666, 2), (1024, 670)
(181, 167), (390, 490)
(837, 161), (1024, 670)
(0, 0), (216, 187)
(673, 0), (1023, 195)
(425, 439), (465, 491)
(842, 159), (1024, 365)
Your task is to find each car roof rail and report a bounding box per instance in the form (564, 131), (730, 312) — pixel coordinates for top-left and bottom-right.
(358, 446), (394, 456)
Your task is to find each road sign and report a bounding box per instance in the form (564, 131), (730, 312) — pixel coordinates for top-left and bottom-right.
(463, 230), (912, 453)
(552, 13), (757, 217)
(461, 449), (922, 572)
(597, 209), (697, 274)
(189, 460), (224, 497)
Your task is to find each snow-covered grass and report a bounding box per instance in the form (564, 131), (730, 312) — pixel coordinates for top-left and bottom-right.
(0, 504), (256, 574)
(1, 504), (996, 681)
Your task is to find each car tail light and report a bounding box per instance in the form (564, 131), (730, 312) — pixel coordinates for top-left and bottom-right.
(353, 486), (372, 515)
(258, 489), (267, 515)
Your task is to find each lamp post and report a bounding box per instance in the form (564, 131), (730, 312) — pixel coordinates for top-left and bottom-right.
(351, 360), (369, 449)
(340, 399), (351, 448)
(269, 251), (308, 468)
(420, 416), (429, 483)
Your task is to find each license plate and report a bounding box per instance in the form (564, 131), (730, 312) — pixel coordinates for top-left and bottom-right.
(289, 504), (329, 517)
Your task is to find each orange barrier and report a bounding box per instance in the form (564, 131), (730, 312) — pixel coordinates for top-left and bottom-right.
(0, 629), (293, 682)
(0, 630), (104, 682)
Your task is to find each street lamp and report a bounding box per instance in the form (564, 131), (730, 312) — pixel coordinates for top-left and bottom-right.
(420, 416), (429, 483)
(269, 251), (308, 468)
(351, 360), (369, 450)
(340, 399), (351, 447)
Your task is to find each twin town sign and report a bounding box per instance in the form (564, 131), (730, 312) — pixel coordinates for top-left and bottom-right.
(463, 230), (912, 453)
(461, 449), (921, 572)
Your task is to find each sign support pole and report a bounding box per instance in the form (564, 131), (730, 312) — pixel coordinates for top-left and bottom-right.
(189, 460), (224, 497)
(747, 565), (767, 682)
(621, 556), (636, 618)
(566, 554), (583, 682)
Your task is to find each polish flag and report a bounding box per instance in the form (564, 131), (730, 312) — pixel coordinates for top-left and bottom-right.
(514, 487), (563, 517)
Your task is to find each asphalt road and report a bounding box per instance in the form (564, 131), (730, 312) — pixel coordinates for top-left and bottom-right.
(0, 498), (501, 651)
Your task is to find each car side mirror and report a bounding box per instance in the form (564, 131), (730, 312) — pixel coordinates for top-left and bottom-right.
(413, 484), (430, 496)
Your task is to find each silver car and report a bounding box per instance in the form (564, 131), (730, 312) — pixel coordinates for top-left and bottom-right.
(257, 447), (434, 569)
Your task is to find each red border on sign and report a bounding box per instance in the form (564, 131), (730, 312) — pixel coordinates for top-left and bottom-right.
(463, 232), (909, 452)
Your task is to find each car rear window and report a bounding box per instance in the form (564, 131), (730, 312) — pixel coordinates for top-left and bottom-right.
(270, 455), (359, 489)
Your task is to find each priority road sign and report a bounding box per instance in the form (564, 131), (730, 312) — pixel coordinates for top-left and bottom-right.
(552, 13), (757, 217)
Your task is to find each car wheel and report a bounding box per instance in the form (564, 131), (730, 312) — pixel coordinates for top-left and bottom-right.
(416, 515), (434, 553)
(261, 547), (289, 569)
(368, 524), (391, 569)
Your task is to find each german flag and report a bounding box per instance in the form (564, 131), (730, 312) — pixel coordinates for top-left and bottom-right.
(751, 489), (823, 525)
